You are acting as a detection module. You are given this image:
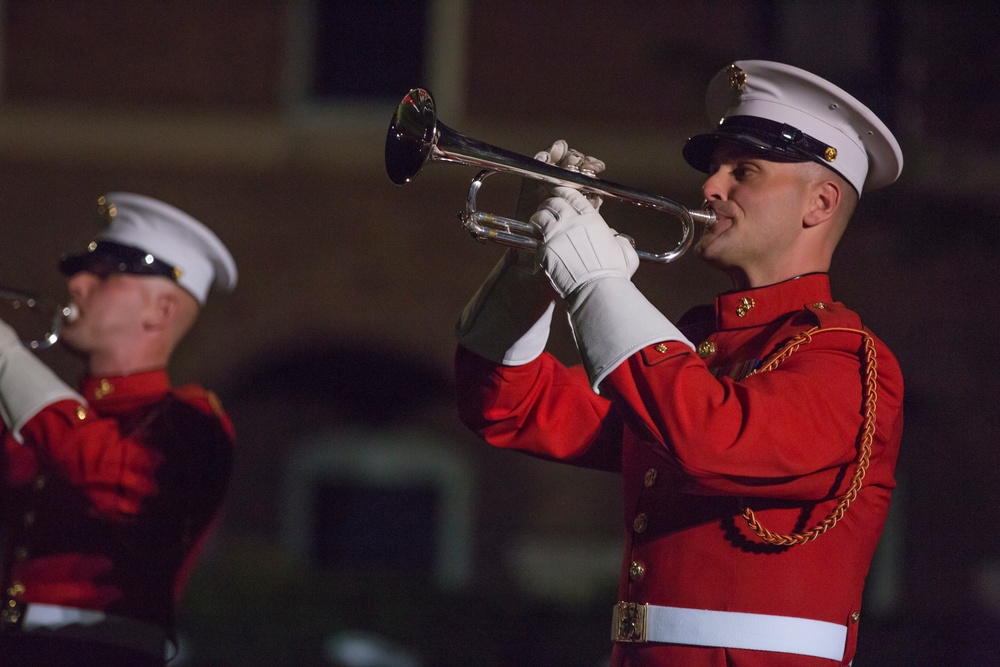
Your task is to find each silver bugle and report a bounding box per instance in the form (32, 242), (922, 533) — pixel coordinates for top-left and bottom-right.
(385, 87), (716, 264)
(0, 288), (78, 350)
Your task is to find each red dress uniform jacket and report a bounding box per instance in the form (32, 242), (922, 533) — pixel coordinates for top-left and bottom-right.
(455, 273), (903, 666)
(0, 369), (234, 634)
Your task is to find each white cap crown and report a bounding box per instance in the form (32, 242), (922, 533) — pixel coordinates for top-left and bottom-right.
(683, 60), (903, 194)
(67, 192), (237, 304)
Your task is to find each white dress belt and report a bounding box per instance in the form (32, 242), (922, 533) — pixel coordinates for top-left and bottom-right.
(612, 602), (848, 662)
(20, 603), (167, 658)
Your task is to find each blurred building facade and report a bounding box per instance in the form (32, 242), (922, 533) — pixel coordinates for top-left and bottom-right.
(1, 1), (998, 664)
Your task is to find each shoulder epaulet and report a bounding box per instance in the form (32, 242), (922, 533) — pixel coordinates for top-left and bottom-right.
(171, 384), (226, 419)
(801, 301), (863, 330)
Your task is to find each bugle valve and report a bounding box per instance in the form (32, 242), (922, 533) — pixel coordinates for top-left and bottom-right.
(0, 288), (78, 350)
(385, 87), (715, 264)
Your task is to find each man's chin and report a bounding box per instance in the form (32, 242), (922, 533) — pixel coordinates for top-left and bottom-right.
(694, 236), (722, 261)
(56, 330), (86, 356)
(693, 240), (733, 273)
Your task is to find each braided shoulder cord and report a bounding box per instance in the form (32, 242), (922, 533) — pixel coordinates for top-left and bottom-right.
(740, 326), (878, 546)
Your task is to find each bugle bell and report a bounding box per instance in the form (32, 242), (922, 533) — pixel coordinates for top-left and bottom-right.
(385, 87), (715, 264)
(0, 288), (78, 350)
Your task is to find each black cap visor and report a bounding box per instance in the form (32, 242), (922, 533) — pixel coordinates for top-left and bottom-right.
(59, 241), (178, 281)
(683, 115), (841, 177)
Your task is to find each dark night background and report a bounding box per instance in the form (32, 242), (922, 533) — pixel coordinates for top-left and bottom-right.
(1, 2), (998, 665)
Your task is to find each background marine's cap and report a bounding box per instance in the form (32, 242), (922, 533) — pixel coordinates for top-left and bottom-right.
(682, 60), (903, 195)
(60, 192), (237, 305)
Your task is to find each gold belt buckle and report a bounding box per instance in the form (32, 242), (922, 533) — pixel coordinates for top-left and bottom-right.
(611, 602), (647, 642)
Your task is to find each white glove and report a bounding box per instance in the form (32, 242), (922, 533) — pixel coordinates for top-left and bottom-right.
(0, 318), (85, 443)
(532, 187), (693, 391)
(534, 140), (606, 177)
(456, 247), (556, 365)
(531, 186), (639, 298)
(515, 140), (606, 222)
(456, 141), (606, 366)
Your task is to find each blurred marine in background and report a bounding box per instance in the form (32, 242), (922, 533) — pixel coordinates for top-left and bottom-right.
(455, 60), (904, 665)
(0, 193), (237, 666)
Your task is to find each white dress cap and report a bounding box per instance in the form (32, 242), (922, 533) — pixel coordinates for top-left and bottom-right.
(95, 192), (237, 304)
(682, 60), (903, 195)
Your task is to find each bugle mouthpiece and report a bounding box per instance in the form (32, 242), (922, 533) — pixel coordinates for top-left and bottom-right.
(61, 303), (80, 323)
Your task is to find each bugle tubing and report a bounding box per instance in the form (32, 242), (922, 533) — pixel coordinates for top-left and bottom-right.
(0, 288), (78, 350)
(385, 87), (715, 264)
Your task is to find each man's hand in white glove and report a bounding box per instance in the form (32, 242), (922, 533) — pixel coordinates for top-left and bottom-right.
(0, 317), (84, 442)
(534, 140), (607, 177)
(0, 316), (21, 352)
(515, 140), (606, 222)
(456, 246), (556, 365)
(531, 186), (638, 299)
(456, 141), (608, 366)
(530, 187), (692, 391)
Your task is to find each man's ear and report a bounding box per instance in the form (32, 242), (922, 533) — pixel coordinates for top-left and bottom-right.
(803, 179), (842, 228)
(143, 291), (180, 332)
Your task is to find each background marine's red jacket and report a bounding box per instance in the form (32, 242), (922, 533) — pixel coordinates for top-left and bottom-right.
(456, 274), (903, 666)
(1, 369), (234, 632)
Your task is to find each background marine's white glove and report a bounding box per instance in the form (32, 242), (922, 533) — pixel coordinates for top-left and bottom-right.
(456, 141), (605, 365)
(532, 187), (693, 391)
(0, 317), (85, 442)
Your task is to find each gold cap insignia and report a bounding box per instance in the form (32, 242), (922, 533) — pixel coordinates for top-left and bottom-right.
(823, 146), (838, 162)
(96, 196), (117, 225)
(727, 64), (747, 92)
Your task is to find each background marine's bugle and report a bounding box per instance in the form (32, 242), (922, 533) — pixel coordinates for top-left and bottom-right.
(0, 288), (78, 350)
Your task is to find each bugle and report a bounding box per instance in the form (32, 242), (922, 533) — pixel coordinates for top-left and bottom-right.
(0, 288), (78, 350)
(385, 88), (715, 264)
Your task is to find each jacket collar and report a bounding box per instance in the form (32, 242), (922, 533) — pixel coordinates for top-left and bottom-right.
(715, 273), (833, 330)
(79, 368), (171, 413)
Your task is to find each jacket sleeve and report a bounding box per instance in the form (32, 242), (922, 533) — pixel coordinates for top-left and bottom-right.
(15, 391), (234, 522)
(17, 400), (161, 520)
(455, 345), (623, 472)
